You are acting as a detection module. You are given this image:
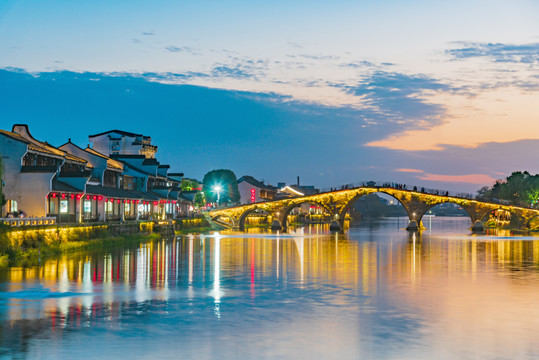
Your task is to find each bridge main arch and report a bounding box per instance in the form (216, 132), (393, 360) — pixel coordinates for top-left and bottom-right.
(336, 189), (415, 231)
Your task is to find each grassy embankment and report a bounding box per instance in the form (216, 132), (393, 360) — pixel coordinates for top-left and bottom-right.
(175, 217), (213, 234)
(0, 224), (160, 267)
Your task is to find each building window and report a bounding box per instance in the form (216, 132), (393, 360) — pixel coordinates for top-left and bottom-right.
(7, 200), (18, 213)
(121, 176), (135, 190)
(124, 203), (130, 213)
(49, 199), (56, 214)
(83, 200), (92, 213)
(60, 200), (69, 214)
(106, 201), (113, 213)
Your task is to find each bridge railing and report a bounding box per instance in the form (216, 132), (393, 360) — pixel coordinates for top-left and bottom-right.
(319, 181), (476, 200)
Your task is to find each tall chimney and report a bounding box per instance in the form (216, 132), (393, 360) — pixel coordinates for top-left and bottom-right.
(297, 176), (300, 186)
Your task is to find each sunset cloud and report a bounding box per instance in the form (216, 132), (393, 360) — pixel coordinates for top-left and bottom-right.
(395, 168), (424, 173)
(418, 173), (496, 185)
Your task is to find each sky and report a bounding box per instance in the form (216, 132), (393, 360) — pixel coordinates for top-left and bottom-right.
(1, 0), (539, 192)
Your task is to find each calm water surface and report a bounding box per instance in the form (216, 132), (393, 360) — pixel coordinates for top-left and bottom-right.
(1, 217), (539, 359)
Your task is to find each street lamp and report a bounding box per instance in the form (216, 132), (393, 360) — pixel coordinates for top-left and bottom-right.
(213, 185), (222, 206)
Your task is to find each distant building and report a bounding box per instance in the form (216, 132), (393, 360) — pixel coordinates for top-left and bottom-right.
(278, 185), (319, 198)
(88, 130), (158, 159)
(237, 176), (277, 204)
(276, 183), (320, 214)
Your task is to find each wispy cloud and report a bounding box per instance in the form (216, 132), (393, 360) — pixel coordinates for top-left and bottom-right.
(142, 31), (154, 36)
(166, 46), (190, 53)
(339, 71), (451, 128)
(339, 60), (378, 68)
(211, 66), (254, 79)
(447, 42), (539, 65)
(287, 54), (341, 61)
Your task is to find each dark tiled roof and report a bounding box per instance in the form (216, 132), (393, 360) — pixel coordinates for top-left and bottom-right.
(52, 178), (84, 193)
(178, 194), (193, 203)
(238, 175), (276, 191)
(89, 130), (145, 138)
(84, 147), (124, 170)
(143, 158), (159, 165)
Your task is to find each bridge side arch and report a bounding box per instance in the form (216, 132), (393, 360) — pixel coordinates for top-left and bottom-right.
(238, 207), (274, 231)
(526, 214), (539, 229)
(279, 200), (336, 230)
(418, 201), (478, 225)
(337, 190), (414, 230)
(210, 214), (237, 228)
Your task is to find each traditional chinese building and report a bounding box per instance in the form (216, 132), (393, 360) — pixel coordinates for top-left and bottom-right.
(237, 175), (277, 204)
(0, 125), (193, 222)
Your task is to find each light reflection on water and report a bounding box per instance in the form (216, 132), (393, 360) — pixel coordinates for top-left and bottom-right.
(0, 218), (539, 359)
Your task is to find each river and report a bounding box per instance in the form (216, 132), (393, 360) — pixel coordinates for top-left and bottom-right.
(1, 217), (538, 359)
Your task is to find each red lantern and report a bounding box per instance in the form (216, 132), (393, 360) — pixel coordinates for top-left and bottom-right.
(61, 194), (66, 199)
(98, 196), (103, 201)
(117, 199), (120, 204)
(51, 193), (57, 198)
(93, 195), (97, 200)
(110, 198), (114, 203)
(70, 194), (74, 199)
(76, 194), (82, 200)
(86, 195), (90, 200)
(153, 201), (158, 206)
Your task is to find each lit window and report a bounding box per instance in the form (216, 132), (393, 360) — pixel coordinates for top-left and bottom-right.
(8, 200), (18, 212)
(60, 200), (69, 214)
(83, 200), (92, 213)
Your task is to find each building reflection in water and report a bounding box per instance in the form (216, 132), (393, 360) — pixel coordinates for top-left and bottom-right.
(0, 224), (538, 358)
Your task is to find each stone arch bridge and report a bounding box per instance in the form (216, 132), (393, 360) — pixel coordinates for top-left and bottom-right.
(208, 186), (539, 231)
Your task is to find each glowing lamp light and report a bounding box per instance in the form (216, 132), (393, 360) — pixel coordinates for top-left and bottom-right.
(98, 196), (103, 201)
(70, 194), (74, 199)
(61, 194), (66, 199)
(93, 195), (97, 200)
(117, 199), (121, 204)
(76, 194), (82, 200)
(51, 193), (57, 198)
(213, 184), (223, 204)
(153, 201), (158, 206)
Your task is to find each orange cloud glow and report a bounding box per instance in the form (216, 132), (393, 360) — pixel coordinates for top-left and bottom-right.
(395, 168), (424, 173)
(418, 173), (496, 184)
(367, 87), (539, 151)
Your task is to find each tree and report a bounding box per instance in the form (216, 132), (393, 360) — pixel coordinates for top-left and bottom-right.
(181, 178), (202, 191)
(194, 192), (205, 207)
(0, 158), (4, 210)
(476, 171), (539, 207)
(202, 169), (240, 204)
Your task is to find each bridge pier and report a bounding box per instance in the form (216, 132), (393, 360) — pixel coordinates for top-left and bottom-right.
(406, 220), (420, 231)
(329, 220), (341, 231)
(472, 220), (484, 232)
(271, 219), (283, 231)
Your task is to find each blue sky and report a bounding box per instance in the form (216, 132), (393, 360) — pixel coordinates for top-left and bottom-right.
(1, 0), (539, 192)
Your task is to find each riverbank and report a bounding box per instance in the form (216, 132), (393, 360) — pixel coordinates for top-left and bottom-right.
(0, 223), (165, 267)
(0, 218), (214, 267)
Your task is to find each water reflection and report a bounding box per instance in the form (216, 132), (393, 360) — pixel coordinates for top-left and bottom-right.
(0, 219), (538, 359)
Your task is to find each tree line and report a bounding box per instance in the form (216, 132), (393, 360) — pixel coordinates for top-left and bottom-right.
(476, 171), (539, 208)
